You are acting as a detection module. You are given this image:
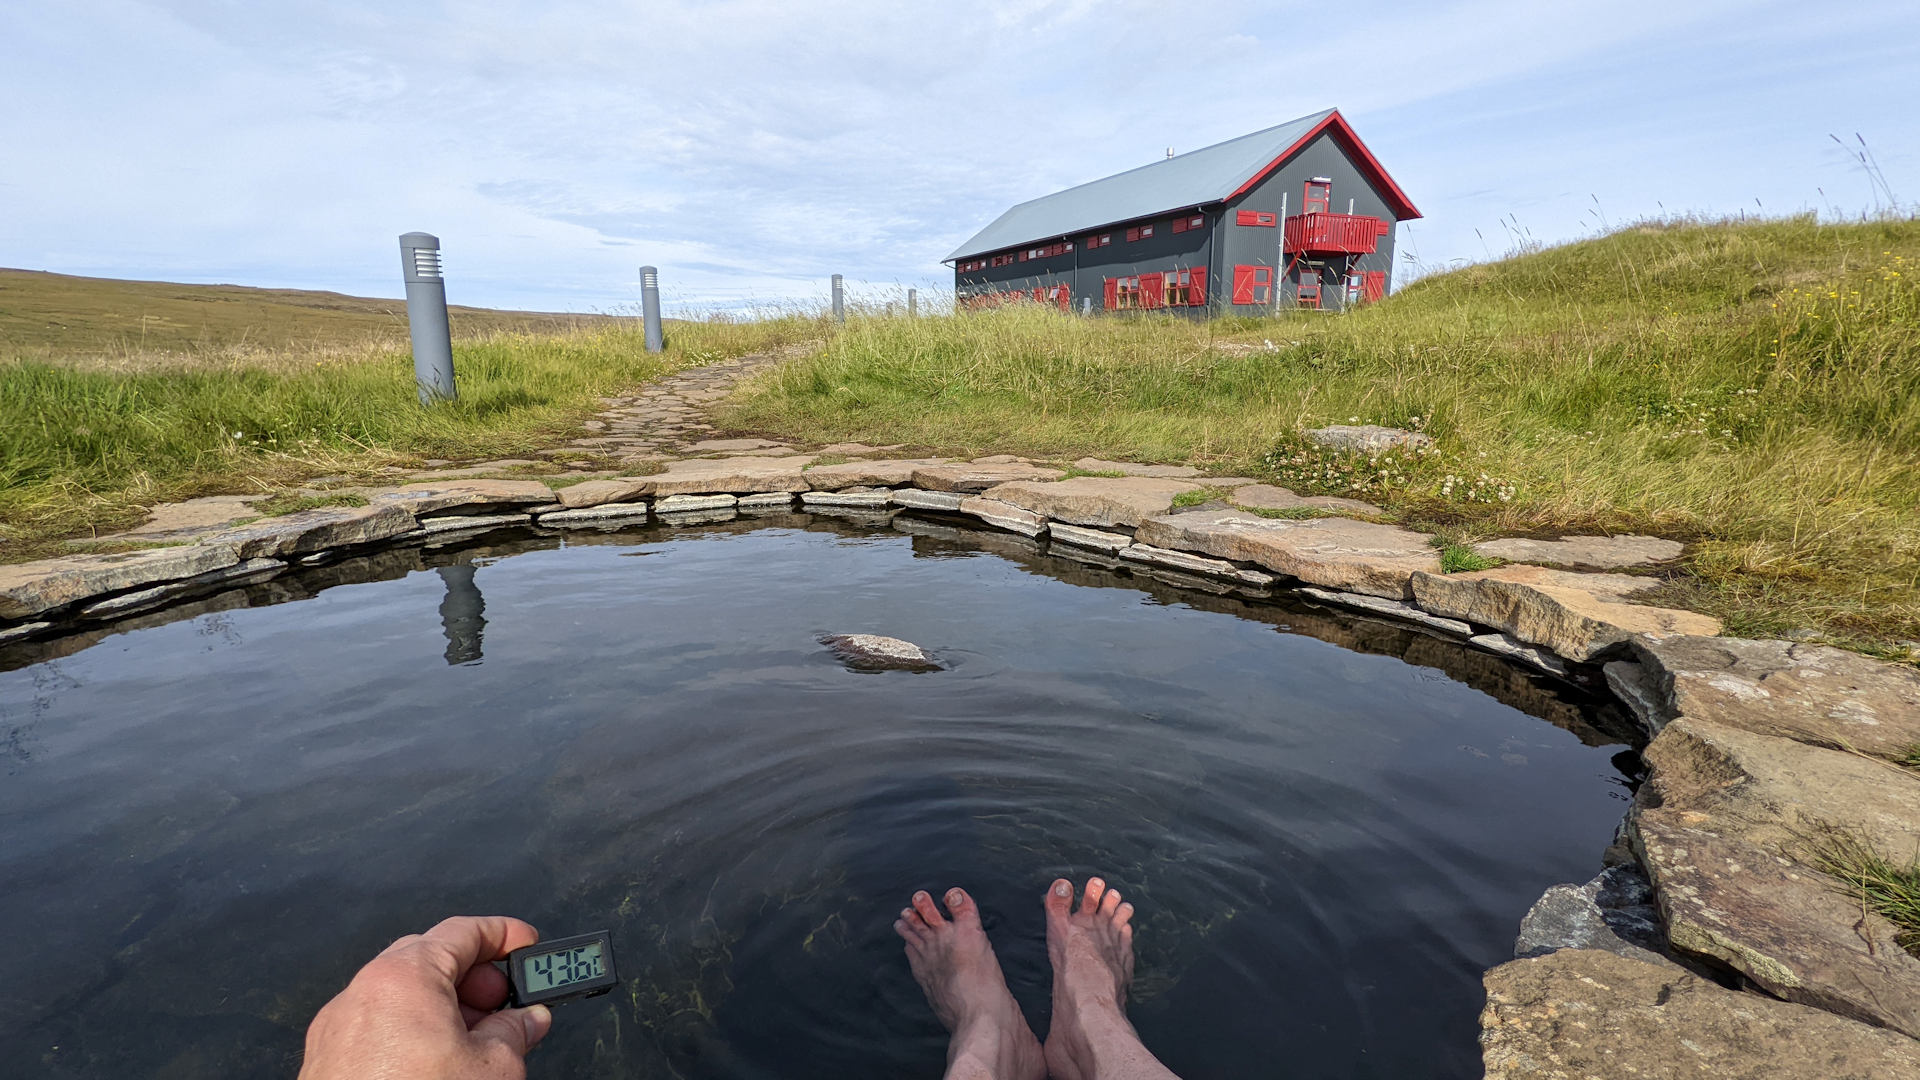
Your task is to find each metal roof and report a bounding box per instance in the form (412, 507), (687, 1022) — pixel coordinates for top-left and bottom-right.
(946, 108), (1417, 263)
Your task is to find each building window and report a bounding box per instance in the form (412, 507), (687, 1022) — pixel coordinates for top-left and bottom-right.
(991, 254), (1015, 267)
(957, 259), (986, 273)
(1023, 241), (1073, 260)
(1231, 264), (1273, 305)
(1087, 233), (1111, 249)
(1125, 224), (1157, 242)
(1171, 213), (1205, 234)
(1235, 210), (1278, 227)
(1163, 268), (1206, 307)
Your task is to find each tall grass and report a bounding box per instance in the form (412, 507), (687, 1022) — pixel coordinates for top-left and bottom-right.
(0, 317), (820, 551)
(722, 216), (1920, 653)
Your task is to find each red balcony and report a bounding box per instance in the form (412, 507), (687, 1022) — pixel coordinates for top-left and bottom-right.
(1284, 212), (1390, 255)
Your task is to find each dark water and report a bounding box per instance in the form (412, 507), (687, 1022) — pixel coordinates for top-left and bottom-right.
(0, 513), (1639, 1079)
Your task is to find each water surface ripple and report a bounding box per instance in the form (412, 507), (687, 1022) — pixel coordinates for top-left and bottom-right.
(0, 516), (1636, 1079)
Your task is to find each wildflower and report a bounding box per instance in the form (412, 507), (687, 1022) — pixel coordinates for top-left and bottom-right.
(233, 431), (243, 439)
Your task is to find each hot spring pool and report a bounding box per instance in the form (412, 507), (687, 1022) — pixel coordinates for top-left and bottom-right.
(0, 513), (1639, 1079)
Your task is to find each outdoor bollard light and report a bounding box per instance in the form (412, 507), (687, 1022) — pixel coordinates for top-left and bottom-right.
(640, 265), (664, 353)
(399, 231), (457, 404)
(907, 288), (918, 318)
(831, 274), (845, 323)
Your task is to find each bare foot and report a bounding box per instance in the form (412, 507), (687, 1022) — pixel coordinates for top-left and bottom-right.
(1043, 877), (1180, 1080)
(895, 887), (1047, 1080)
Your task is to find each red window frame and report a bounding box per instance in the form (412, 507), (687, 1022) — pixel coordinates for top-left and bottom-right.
(1230, 264), (1273, 305)
(990, 253), (1014, 268)
(1170, 213), (1205, 234)
(1235, 210), (1278, 227)
(1087, 233), (1111, 249)
(1302, 180), (1331, 215)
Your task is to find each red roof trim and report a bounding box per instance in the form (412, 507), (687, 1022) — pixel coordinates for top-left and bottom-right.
(1225, 110), (1421, 220)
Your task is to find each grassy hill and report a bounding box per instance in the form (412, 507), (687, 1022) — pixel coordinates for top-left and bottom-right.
(722, 215), (1919, 655)
(0, 271), (817, 551)
(0, 268), (630, 360)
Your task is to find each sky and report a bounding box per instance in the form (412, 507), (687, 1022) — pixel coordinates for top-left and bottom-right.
(2, 1), (1916, 313)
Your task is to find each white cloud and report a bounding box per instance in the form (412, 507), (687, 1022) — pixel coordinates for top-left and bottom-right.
(0, 0), (1914, 309)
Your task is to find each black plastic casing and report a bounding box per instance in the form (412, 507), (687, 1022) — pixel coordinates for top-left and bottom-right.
(505, 930), (619, 1007)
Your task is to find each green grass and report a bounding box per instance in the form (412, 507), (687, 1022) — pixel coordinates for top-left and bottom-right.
(1439, 543), (1501, 574)
(1, 293), (820, 555)
(722, 215), (1920, 656)
(248, 492), (367, 517)
(1170, 489), (1216, 509)
(1810, 829), (1920, 957)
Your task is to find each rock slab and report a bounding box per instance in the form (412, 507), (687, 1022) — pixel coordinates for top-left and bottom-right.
(1304, 424), (1433, 453)
(0, 545), (242, 620)
(983, 476), (1201, 528)
(369, 479), (556, 515)
(803, 459), (937, 490)
(1047, 523), (1132, 554)
(1411, 564), (1721, 662)
(910, 463), (1066, 493)
(1135, 509), (1438, 599)
(1230, 483), (1383, 517)
(1473, 533), (1685, 570)
(1481, 949), (1920, 1079)
(1634, 718), (1920, 1036)
(1070, 457), (1203, 478)
(1632, 635), (1920, 759)
(1296, 587), (1472, 636)
(210, 503), (418, 559)
(891, 489), (967, 512)
(957, 497), (1048, 537)
(1514, 864), (1670, 966)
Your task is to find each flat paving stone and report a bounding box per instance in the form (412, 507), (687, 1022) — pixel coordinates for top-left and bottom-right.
(0, 545), (243, 620)
(911, 463), (1068, 493)
(1412, 565), (1723, 663)
(1136, 509), (1438, 600)
(1474, 534), (1686, 570)
(982, 476), (1202, 529)
(1071, 457), (1203, 478)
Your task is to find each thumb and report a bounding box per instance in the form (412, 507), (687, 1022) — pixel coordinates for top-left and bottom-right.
(470, 1003), (553, 1057)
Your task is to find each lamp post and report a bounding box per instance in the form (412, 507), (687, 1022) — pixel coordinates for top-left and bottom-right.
(398, 232), (456, 404)
(640, 265), (664, 353)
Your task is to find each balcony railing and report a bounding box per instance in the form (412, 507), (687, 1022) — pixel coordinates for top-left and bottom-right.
(1284, 212), (1390, 255)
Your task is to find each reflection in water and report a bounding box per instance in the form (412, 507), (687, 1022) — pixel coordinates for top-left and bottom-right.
(436, 563), (486, 666)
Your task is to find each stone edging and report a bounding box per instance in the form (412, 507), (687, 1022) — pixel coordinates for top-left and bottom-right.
(3, 461), (1917, 1076)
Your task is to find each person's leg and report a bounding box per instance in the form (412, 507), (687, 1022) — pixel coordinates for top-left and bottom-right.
(1041, 877), (1182, 1080)
(894, 887), (1047, 1080)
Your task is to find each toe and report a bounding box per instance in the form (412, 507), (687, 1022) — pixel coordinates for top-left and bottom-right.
(1043, 878), (1074, 920)
(943, 887), (981, 928)
(901, 907), (928, 931)
(1113, 901), (1135, 928)
(894, 917), (924, 945)
(1079, 877), (1106, 916)
(911, 890), (947, 927)
(1100, 889), (1122, 917)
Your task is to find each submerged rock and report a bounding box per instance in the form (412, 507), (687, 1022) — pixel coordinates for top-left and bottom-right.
(822, 634), (942, 672)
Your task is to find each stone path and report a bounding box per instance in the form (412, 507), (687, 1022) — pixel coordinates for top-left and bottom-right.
(545, 349), (794, 467)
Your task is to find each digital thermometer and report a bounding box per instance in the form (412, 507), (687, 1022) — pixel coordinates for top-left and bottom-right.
(505, 930), (619, 1008)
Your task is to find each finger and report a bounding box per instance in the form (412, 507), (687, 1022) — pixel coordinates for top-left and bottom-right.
(470, 1002), (553, 1059)
(390, 916), (540, 987)
(455, 960), (511, 1014)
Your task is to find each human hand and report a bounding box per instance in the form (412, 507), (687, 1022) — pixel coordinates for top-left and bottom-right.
(298, 915), (554, 1080)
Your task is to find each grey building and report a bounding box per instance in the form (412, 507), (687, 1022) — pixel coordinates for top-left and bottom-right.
(946, 108), (1420, 316)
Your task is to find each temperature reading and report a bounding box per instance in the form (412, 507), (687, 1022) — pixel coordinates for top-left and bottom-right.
(506, 929), (617, 1007)
(522, 942), (605, 993)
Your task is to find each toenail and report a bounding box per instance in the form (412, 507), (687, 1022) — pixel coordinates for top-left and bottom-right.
(947, 889), (964, 904)
(1054, 882), (1070, 897)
